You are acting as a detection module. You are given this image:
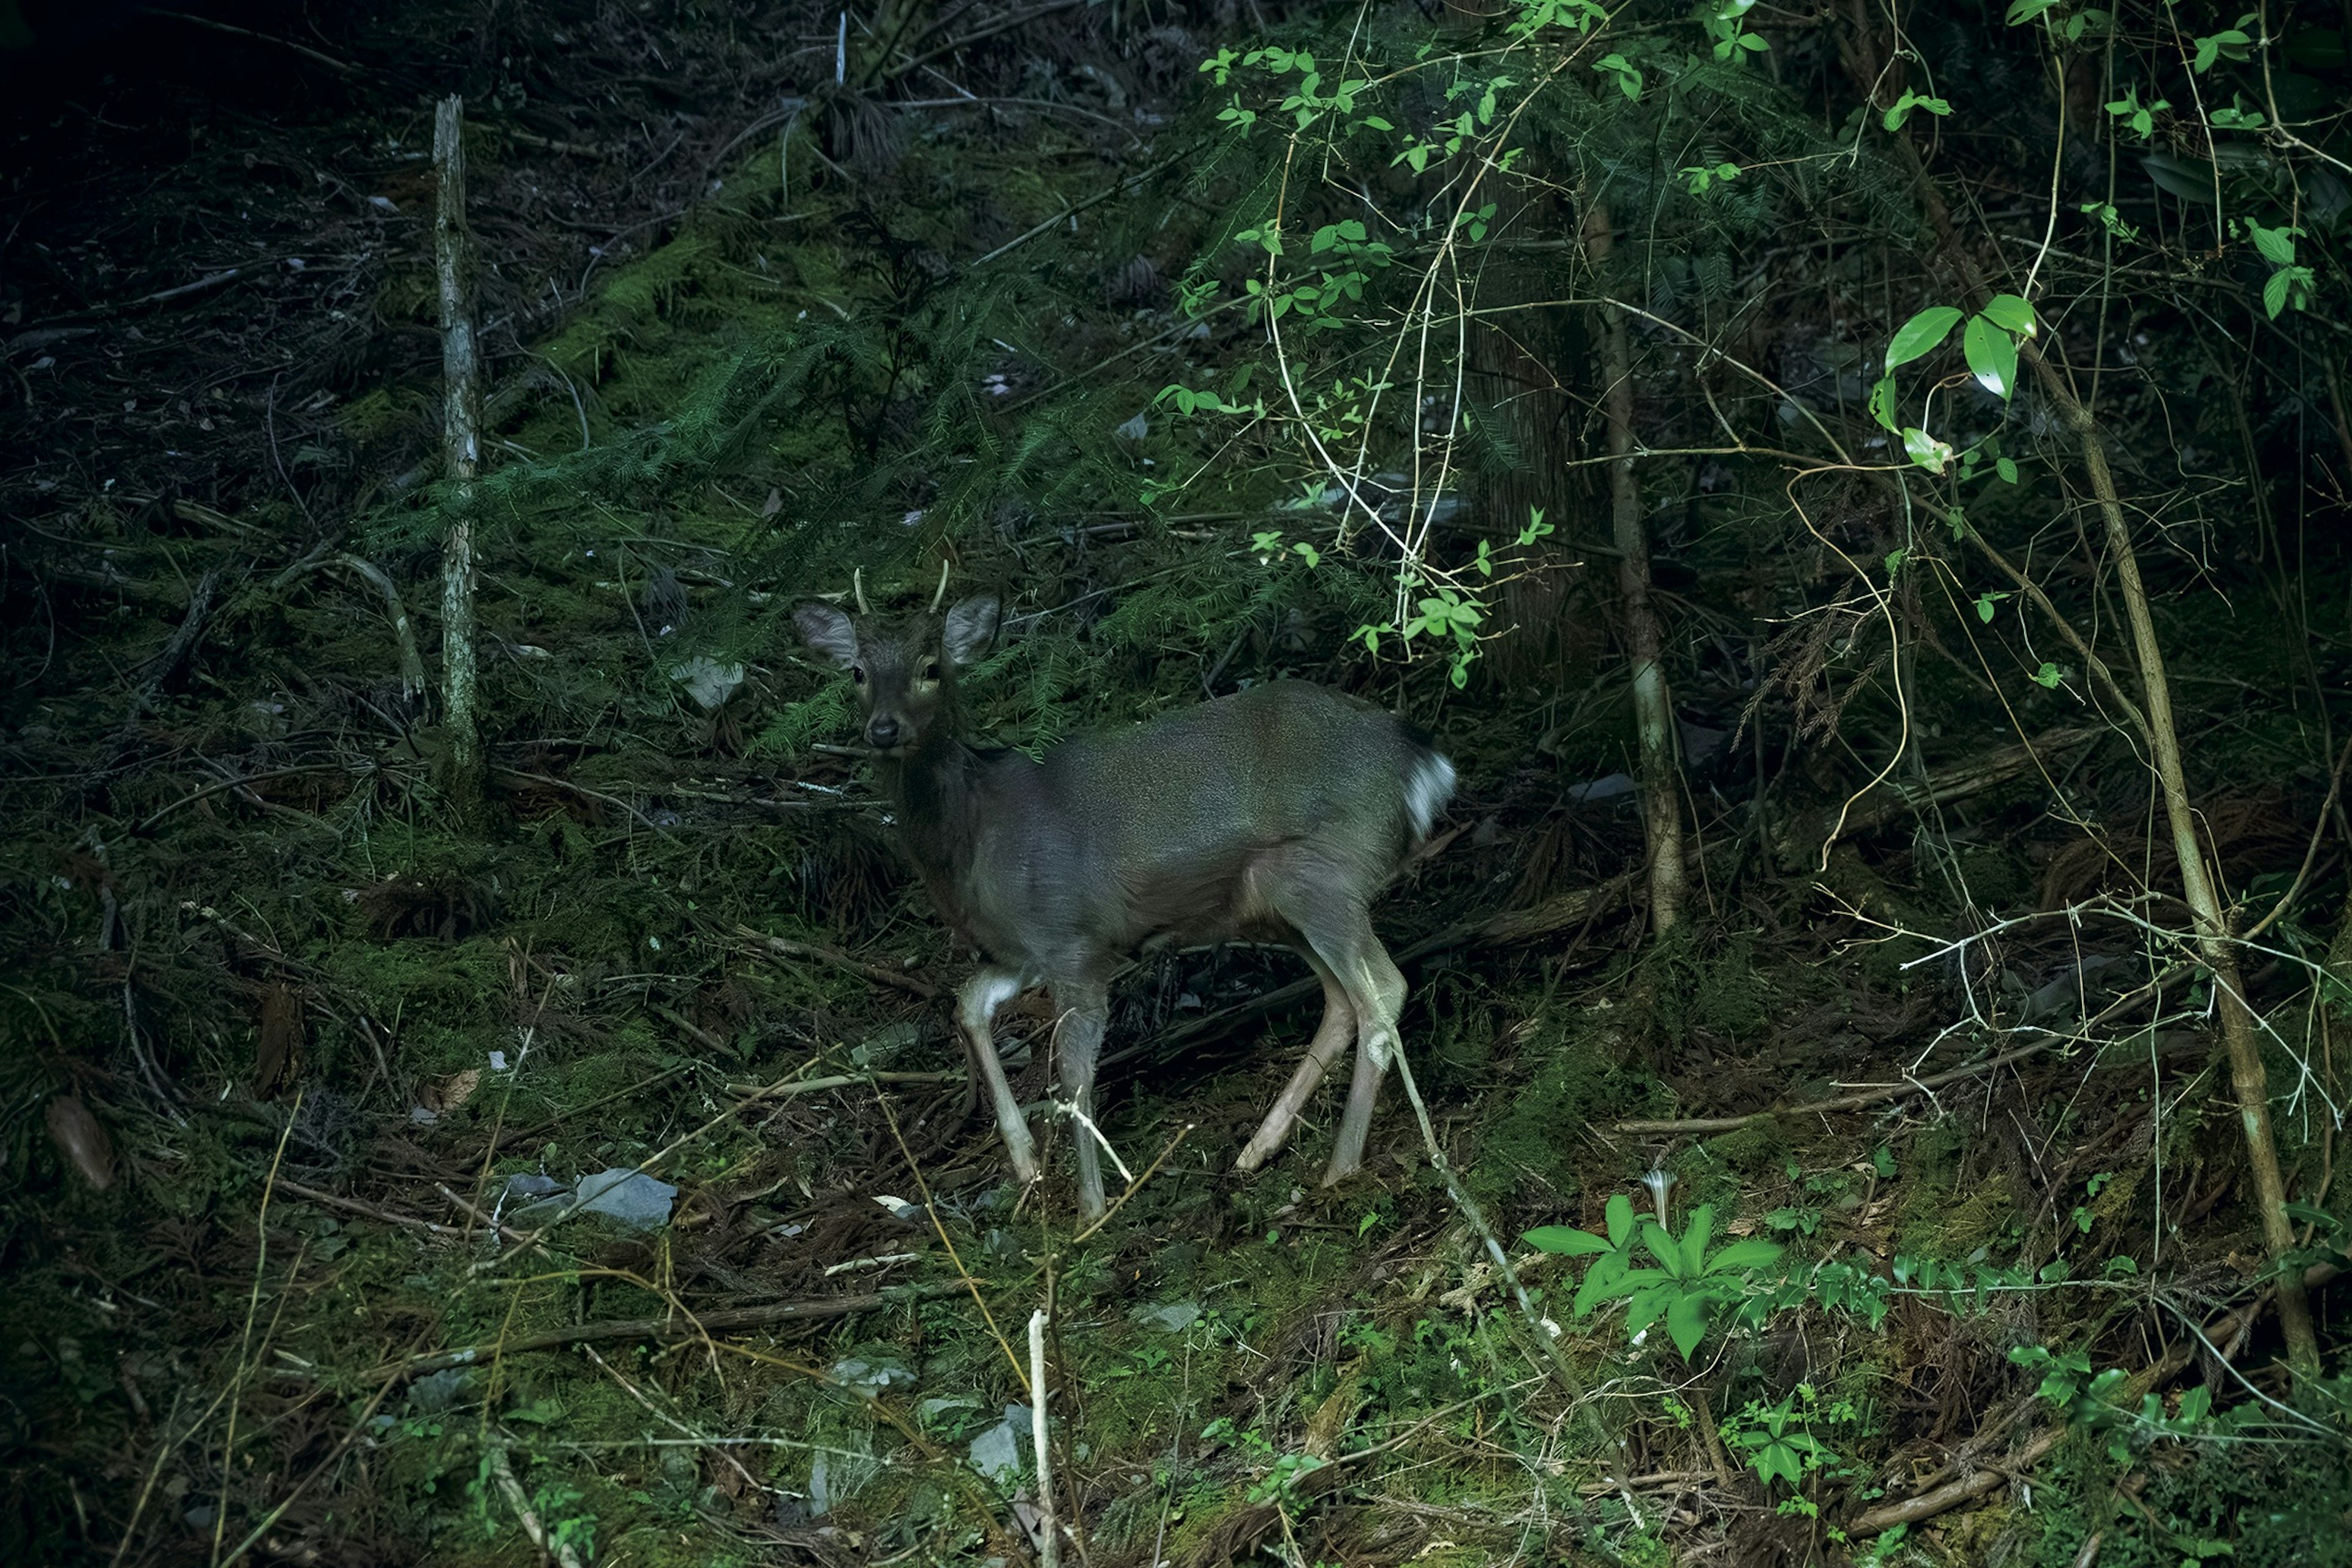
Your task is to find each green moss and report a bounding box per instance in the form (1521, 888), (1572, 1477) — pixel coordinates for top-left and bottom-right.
(1471, 1008), (1653, 1210)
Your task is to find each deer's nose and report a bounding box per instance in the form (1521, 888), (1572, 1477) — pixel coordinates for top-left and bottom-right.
(867, 716), (902, 748)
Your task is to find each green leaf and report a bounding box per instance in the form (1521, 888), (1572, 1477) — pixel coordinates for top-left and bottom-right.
(2247, 222), (2299, 266)
(1666, 1292), (1708, 1359)
(1868, 374), (1901, 432)
(1604, 1192), (1635, 1247)
(2032, 661), (2064, 688)
(1902, 426), (1954, 473)
(1885, 306), (1964, 371)
(1524, 1224), (1615, 1256)
(1963, 315), (2018, 399)
(1706, 1238), (1785, 1273)
(2264, 269), (2292, 318)
(1638, 1220), (1684, 1276)
(2003, 0), (2059, 22)
(2143, 152), (2218, 203)
(1980, 293), (2037, 336)
(1996, 456), (2020, 484)
(1884, 547), (1908, 577)
(1680, 1205), (1716, 1275)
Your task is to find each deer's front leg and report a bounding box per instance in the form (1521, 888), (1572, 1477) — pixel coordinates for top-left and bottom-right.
(957, 968), (1038, 1185)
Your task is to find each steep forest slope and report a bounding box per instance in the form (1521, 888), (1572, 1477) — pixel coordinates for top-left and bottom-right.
(2, 1), (2348, 1564)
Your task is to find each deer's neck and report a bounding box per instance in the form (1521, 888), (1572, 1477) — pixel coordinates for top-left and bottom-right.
(875, 730), (989, 932)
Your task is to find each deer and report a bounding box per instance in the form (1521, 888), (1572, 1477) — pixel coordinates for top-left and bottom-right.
(793, 570), (1455, 1220)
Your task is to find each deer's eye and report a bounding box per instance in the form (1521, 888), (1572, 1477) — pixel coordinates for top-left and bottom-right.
(850, 665), (867, 685)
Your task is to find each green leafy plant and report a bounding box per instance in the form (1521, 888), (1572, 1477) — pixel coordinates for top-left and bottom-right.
(2010, 1344), (2220, 1464)
(1525, 1194), (1782, 1360)
(1723, 1383), (1853, 1502)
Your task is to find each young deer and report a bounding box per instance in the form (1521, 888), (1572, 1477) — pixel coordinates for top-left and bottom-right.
(794, 586), (1455, 1219)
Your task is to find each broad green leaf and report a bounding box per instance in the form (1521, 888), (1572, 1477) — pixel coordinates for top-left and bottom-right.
(1624, 1285), (1671, 1336)
(1706, 1238), (1785, 1273)
(2143, 152), (2218, 203)
(2004, 0), (2059, 22)
(1996, 456), (2020, 484)
(1868, 374), (1901, 432)
(1680, 1205), (1716, 1275)
(1524, 1224), (1614, 1256)
(1638, 1220), (1684, 1276)
(1604, 1191), (1635, 1247)
(2247, 222), (2297, 266)
(1665, 1292), (1708, 1359)
(1964, 315), (2018, 399)
(1980, 293), (2037, 336)
(2264, 270), (2292, 318)
(1885, 306), (1963, 371)
(1903, 426), (1954, 473)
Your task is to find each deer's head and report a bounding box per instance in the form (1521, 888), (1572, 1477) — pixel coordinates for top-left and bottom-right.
(793, 589), (1000, 756)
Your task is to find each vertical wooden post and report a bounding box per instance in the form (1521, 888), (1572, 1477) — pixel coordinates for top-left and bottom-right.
(1584, 200), (1686, 934)
(433, 95), (484, 817)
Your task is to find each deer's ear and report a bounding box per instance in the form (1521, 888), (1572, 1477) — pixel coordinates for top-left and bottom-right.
(942, 595), (1000, 666)
(793, 601), (860, 668)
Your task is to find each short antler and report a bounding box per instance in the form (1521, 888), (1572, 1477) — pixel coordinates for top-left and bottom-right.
(929, 559), (952, 613)
(853, 567), (872, 615)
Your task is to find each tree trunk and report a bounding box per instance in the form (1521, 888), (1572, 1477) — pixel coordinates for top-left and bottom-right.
(2066, 409), (2320, 1377)
(433, 95), (484, 818)
(1889, 135), (2320, 1378)
(1583, 200), (1686, 934)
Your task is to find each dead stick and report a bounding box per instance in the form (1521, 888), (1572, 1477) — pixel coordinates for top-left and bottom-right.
(276, 1177), (466, 1241)
(487, 1446), (586, 1568)
(370, 1282), (965, 1382)
(1848, 1259), (2340, 1536)
(737, 925), (941, 998)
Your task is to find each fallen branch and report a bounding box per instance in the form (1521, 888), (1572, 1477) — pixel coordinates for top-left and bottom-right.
(722, 1070), (961, 1099)
(486, 1446), (587, 1568)
(1847, 1257), (2342, 1536)
(369, 1281), (965, 1383)
(1773, 725), (2104, 870)
(736, 925), (943, 999)
(275, 1177), (470, 1242)
(333, 554), (428, 703)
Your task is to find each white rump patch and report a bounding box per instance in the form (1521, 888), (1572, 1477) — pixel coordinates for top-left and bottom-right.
(1403, 752), (1458, 840)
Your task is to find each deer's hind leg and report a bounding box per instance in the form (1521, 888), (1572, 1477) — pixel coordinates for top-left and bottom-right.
(1272, 897), (1407, 1185)
(1235, 947), (1356, 1174)
(1048, 978), (1114, 1222)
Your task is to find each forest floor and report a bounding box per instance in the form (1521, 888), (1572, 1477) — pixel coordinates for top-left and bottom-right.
(2, 4), (2347, 1567)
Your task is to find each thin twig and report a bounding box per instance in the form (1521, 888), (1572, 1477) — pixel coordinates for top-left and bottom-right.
(1029, 1310), (1061, 1568)
(1615, 967), (2187, 1134)
(370, 1283), (965, 1383)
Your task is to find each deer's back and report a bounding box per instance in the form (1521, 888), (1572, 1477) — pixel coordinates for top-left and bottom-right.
(957, 682), (1431, 970)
